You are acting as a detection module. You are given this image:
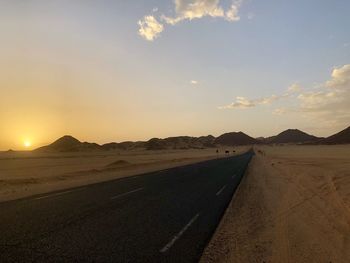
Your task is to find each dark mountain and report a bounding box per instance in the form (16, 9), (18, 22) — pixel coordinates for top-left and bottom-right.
(267, 129), (321, 144)
(214, 132), (258, 146)
(34, 135), (216, 152)
(319, 126), (350, 144)
(101, 141), (146, 151)
(263, 136), (276, 144)
(255, 137), (265, 142)
(100, 142), (119, 150)
(145, 135), (215, 150)
(35, 135), (101, 152)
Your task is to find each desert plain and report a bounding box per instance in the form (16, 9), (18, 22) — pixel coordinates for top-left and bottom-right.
(0, 146), (248, 202)
(2, 144), (350, 262)
(201, 144), (350, 263)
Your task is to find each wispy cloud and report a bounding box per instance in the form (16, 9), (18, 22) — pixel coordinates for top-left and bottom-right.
(218, 96), (256, 109)
(218, 94), (288, 109)
(138, 0), (243, 41)
(218, 83), (298, 110)
(287, 83), (302, 92)
(295, 64), (350, 127)
(220, 64), (350, 128)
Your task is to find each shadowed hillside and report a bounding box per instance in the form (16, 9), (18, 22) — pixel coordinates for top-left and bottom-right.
(319, 126), (350, 144)
(35, 135), (101, 152)
(34, 135), (216, 152)
(102, 141), (146, 151)
(214, 132), (258, 146)
(266, 129), (321, 144)
(146, 135), (215, 150)
(34, 127), (350, 153)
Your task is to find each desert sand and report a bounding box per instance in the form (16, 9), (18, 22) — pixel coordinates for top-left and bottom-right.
(201, 144), (350, 263)
(0, 147), (247, 202)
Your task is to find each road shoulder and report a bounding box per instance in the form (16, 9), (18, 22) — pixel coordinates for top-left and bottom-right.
(201, 146), (350, 262)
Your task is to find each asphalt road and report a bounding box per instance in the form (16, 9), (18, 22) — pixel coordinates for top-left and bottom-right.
(0, 150), (253, 263)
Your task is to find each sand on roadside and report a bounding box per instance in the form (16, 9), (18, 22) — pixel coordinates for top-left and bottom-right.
(0, 146), (248, 202)
(201, 144), (350, 263)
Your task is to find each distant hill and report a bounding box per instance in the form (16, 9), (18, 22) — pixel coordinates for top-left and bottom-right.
(145, 135), (215, 150)
(214, 132), (258, 146)
(102, 141), (146, 151)
(319, 126), (350, 144)
(35, 135), (216, 152)
(267, 129), (321, 144)
(35, 135), (101, 152)
(255, 137), (265, 142)
(35, 127), (348, 152)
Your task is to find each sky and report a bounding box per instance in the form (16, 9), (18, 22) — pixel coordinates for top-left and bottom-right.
(1, 0), (350, 150)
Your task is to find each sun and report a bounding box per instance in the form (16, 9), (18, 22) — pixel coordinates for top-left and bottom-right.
(24, 140), (32, 148)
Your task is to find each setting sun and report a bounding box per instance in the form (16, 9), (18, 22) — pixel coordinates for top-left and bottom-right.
(24, 140), (32, 148)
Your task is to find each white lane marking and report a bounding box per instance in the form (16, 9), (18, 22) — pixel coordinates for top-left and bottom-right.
(216, 185), (227, 196)
(110, 188), (144, 200)
(34, 189), (83, 200)
(160, 213), (200, 253)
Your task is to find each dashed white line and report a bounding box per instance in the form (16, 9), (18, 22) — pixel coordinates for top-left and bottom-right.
(34, 189), (83, 200)
(160, 213), (200, 253)
(110, 188), (144, 200)
(216, 185), (227, 196)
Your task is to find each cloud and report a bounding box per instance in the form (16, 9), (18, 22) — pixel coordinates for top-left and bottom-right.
(273, 108), (288, 115)
(218, 96), (255, 109)
(162, 0), (241, 25)
(139, 1), (242, 41)
(225, 3), (241, 21)
(218, 64), (350, 131)
(287, 83), (302, 93)
(227, 64), (350, 129)
(218, 93), (289, 110)
(326, 64), (350, 88)
(138, 16), (164, 41)
(295, 65), (350, 127)
(219, 82), (303, 110)
(190, 80), (199, 85)
(299, 65), (350, 111)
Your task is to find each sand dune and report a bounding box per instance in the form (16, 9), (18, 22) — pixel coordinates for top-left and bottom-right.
(201, 144), (350, 263)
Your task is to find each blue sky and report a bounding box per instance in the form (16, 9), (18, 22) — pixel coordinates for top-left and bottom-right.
(0, 0), (350, 149)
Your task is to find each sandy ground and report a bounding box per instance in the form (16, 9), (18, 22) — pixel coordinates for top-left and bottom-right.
(0, 147), (247, 202)
(201, 145), (350, 263)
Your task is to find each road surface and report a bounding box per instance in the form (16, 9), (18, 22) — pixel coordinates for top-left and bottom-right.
(0, 151), (253, 262)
